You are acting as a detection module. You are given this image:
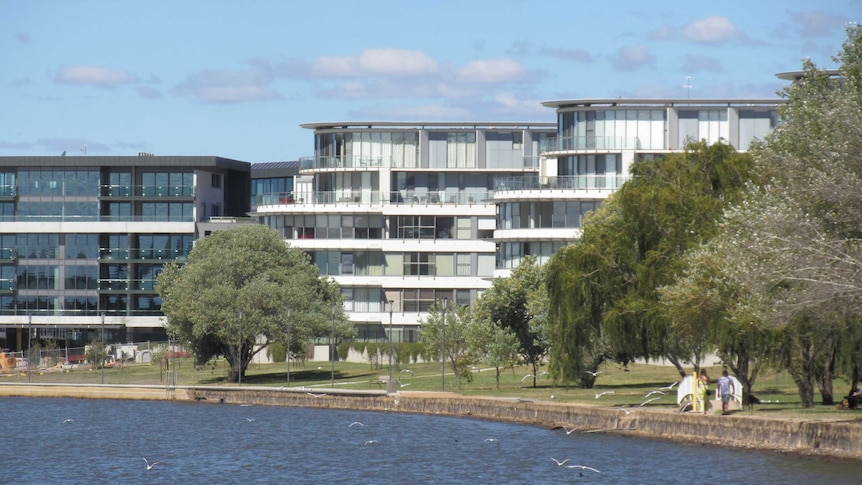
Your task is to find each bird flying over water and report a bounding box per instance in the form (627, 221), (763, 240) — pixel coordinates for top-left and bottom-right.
(563, 426), (577, 435)
(349, 421), (365, 427)
(550, 458), (571, 466)
(143, 457), (161, 470)
(567, 464), (601, 474)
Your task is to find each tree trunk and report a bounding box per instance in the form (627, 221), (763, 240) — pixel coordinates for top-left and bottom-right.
(495, 367), (501, 390)
(664, 354), (688, 379)
(816, 338), (835, 405)
(726, 350), (760, 407)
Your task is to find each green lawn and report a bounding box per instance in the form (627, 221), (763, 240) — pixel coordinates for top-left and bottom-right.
(6, 357), (861, 419)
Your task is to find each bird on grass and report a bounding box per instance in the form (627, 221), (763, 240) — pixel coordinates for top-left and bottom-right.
(143, 457), (161, 470)
(550, 458), (571, 466)
(567, 464), (601, 474)
(584, 370), (601, 377)
(349, 421), (365, 427)
(595, 391), (615, 399)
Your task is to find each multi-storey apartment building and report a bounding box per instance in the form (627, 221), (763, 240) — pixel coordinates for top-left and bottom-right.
(494, 98), (783, 275)
(0, 155), (250, 352)
(251, 122), (555, 343)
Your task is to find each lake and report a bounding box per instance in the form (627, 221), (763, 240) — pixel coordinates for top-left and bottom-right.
(1, 397), (855, 484)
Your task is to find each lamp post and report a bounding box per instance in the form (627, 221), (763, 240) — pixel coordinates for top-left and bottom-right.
(331, 302), (336, 388)
(238, 308), (243, 386)
(387, 300), (394, 382)
(286, 305), (291, 386)
(100, 312), (105, 385)
(440, 297), (448, 392)
(27, 313), (31, 384)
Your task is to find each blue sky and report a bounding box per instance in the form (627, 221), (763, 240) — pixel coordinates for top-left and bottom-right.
(1, 0), (857, 163)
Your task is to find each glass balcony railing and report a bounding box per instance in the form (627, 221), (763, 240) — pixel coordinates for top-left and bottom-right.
(252, 190), (495, 208)
(494, 175), (626, 192)
(540, 136), (641, 153)
(100, 185), (195, 198)
(299, 155), (540, 171)
(98, 248), (190, 261)
(0, 185), (15, 197)
(98, 279), (159, 291)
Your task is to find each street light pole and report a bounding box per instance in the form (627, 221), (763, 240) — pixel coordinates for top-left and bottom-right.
(441, 297), (448, 392)
(331, 302), (336, 388)
(100, 312), (105, 385)
(286, 305), (291, 386)
(387, 300), (394, 383)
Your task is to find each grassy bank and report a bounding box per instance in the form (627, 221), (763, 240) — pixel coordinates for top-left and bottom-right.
(5, 357), (861, 420)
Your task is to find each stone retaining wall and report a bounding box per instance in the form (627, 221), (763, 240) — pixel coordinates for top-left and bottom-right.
(3, 384), (860, 460)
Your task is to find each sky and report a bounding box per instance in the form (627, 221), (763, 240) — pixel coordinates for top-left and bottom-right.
(1, 1), (858, 163)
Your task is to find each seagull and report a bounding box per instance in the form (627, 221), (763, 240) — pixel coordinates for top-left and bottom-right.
(399, 382), (411, 388)
(143, 457), (161, 470)
(584, 370), (601, 377)
(595, 391), (615, 399)
(563, 426), (578, 435)
(307, 392), (326, 398)
(644, 390), (666, 398)
(550, 458), (571, 466)
(484, 438), (499, 442)
(349, 421), (365, 427)
(660, 381), (679, 391)
(640, 397), (660, 406)
(540, 371), (550, 377)
(364, 440), (379, 445)
(63, 419), (74, 424)
(567, 465), (601, 474)
(620, 408), (636, 415)
(521, 374), (535, 382)
(400, 369), (413, 373)
(246, 418), (255, 422)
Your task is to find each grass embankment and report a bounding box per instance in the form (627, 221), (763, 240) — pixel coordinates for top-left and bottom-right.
(4, 358), (860, 420)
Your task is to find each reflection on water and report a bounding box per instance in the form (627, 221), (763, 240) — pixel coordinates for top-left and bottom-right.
(0, 397), (854, 484)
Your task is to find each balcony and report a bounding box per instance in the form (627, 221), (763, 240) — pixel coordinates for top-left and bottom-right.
(494, 175), (626, 192)
(540, 136), (641, 153)
(100, 185), (195, 198)
(252, 190), (494, 209)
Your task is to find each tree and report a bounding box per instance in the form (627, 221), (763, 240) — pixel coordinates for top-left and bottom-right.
(419, 303), (475, 390)
(157, 224), (351, 383)
(708, 26), (862, 406)
(469, 319), (521, 390)
(547, 141), (757, 385)
(472, 256), (550, 387)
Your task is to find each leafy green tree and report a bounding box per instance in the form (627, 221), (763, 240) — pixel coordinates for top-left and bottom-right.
(469, 319), (521, 390)
(709, 26), (862, 406)
(419, 303), (475, 390)
(157, 224), (351, 383)
(547, 141), (756, 385)
(472, 256), (550, 387)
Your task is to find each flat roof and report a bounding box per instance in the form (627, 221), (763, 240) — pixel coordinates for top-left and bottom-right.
(541, 98), (785, 109)
(0, 155), (251, 171)
(300, 121), (555, 130)
(775, 69), (841, 81)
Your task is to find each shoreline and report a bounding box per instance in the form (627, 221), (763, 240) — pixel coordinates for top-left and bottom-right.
(2, 383), (861, 461)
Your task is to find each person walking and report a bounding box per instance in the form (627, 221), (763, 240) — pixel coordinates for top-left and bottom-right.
(697, 369), (711, 414)
(718, 370), (735, 415)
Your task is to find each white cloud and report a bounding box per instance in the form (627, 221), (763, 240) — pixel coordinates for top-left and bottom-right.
(54, 66), (131, 87)
(458, 59), (526, 83)
(612, 45), (655, 71)
(682, 16), (742, 44)
(311, 48), (438, 77)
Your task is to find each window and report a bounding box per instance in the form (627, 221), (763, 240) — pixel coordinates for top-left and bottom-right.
(404, 252), (434, 276)
(211, 173), (222, 189)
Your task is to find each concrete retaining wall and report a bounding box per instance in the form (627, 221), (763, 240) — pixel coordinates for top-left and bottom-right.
(3, 384), (860, 460)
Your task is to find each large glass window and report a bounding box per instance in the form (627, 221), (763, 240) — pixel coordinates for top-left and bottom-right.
(404, 253), (434, 275)
(18, 234), (59, 259)
(65, 234), (98, 259)
(64, 265), (97, 290)
(141, 171), (193, 197)
(141, 202), (193, 221)
(18, 169), (99, 197)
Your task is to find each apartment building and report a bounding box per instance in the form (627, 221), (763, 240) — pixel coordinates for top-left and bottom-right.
(0, 155), (250, 351)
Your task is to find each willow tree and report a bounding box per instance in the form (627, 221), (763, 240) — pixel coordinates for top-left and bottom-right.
(547, 141), (757, 385)
(157, 224), (350, 383)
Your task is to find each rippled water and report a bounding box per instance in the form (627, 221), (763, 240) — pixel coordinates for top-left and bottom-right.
(0, 397), (854, 484)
